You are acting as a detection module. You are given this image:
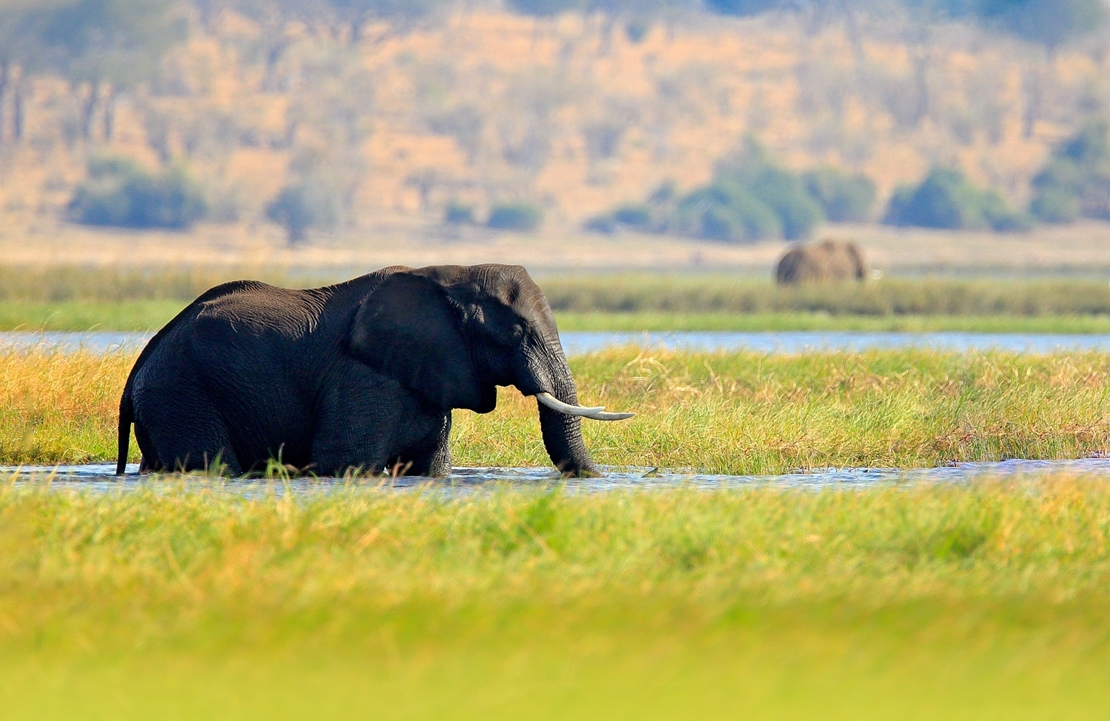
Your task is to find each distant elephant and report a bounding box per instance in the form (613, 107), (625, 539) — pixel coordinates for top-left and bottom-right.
(775, 239), (868, 285)
(116, 264), (632, 478)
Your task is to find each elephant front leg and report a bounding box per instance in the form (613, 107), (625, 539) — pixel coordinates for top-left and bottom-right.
(392, 414), (452, 477)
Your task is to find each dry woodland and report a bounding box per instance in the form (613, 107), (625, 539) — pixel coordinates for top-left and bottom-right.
(0, 3), (1105, 236)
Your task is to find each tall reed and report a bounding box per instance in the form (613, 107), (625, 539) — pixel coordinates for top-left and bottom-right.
(0, 348), (1105, 471)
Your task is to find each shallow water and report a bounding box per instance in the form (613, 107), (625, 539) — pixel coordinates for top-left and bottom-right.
(5, 457), (1108, 497)
(2, 330), (1109, 356)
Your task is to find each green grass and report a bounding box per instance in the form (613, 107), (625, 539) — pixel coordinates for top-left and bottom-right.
(0, 300), (184, 332)
(2, 480), (1110, 718)
(0, 341), (1107, 717)
(2, 348), (1106, 471)
(555, 311), (1110, 333)
(0, 266), (1105, 332)
(0, 265), (321, 302)
(539, 274), (1110, 316)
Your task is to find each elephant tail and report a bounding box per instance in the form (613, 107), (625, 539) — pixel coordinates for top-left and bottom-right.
(116, 388), (133, 476)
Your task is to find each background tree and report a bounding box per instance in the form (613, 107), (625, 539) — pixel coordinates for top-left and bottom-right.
(922, 0), (1109, 137)
(949, 0), (1109, 52)
(505, 0), (583, 16)
(585, 0), (696, 51)
(0, 0), (53, 144)
(29, 0), (188, 142)
(1029, 120), (1110, 222)
(227, 0), (304, 91)
(325, 0), (449, 43)
(703, 0), (781, 17)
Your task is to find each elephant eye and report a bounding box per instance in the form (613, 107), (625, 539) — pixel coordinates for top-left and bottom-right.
(491, 322), (526, 346)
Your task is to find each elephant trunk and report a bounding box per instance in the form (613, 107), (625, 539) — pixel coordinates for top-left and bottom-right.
(523, 339), (598, 477)
(537, 371), (600, 477)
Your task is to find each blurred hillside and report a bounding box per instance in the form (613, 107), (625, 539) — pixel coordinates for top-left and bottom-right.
(0, 0), (1106, 240)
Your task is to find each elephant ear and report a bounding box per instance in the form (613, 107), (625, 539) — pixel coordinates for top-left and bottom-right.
(349, 271), (486, 412)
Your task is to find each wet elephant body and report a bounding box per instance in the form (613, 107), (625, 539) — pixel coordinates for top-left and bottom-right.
(117, 265), (629, 477)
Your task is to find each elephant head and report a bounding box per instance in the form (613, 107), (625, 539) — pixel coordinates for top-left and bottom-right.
(347, 264), (631, 476)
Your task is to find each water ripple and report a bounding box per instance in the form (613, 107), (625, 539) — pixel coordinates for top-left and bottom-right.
(2, 457), (1108, 497)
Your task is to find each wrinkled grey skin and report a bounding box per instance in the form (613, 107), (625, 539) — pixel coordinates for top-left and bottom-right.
(775, 239), (868, 285)
(116, 264), (599, 477)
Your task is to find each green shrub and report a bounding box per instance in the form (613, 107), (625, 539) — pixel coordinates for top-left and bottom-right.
(1030, 188), (1081, 223)
(883, 167), (1029, 232)
(672, 183), (782, 242)
(1030, 121), (1110, 222)
(586, 146), (878, 243)
(67, 156), (207, 230)
(624, 18), (650, 42)
(981, 190), (1033, 232)
(585, 204), (656, 233)
(661, 142), (821, 243)
(612, 204), (652, 228)
(745, 166), (822, 239)
(487, 203), (543, 231)
(802, 167), (877, 222)
(265, 181), (339, 245)
(444, 201), (475, 224)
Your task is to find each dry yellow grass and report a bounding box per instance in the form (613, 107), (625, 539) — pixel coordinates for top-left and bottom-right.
(0, 351), (129, 465)
(2, 347), (1106, 472)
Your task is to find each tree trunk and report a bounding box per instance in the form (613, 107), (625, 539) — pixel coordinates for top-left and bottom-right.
(1022, 67), (1042, 139)
(103, 86), (118, 142)
(598, 14), (617, 56)
(838, 0), (865, 66)
(12, 75), (22, 143)
(910, 48), (930, 127)
(0, 62), (8, 145)
(82, 81), (101, 140)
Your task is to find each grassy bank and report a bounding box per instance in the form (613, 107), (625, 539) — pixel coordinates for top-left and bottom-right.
(4, 302), (1109, 334)
(0, 266), (1107, 313)
(0, 266), (1106, 332)
(556, 311), (1110, 333)
(0, 300), (184, 332)
(540, 275), (1110, 317)
(2, 348), (1106, 470)
(2, 480), (1110, 718)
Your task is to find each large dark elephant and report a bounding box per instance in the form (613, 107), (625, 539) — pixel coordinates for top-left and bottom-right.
(775, 239), (868, 285)
(116, 264), (631, 478)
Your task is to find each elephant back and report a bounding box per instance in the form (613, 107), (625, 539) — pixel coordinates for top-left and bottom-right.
(775, 239), (868, 285)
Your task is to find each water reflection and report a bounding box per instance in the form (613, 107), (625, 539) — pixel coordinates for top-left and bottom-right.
(4, 457), (1108, 497)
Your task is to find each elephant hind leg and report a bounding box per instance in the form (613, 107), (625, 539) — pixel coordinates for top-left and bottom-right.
(134, 396), (243, 476)
(134, 421), (162, 474)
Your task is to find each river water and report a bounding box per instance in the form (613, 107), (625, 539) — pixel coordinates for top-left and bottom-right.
(3, 457), (1108, 496)
(2, 330), (1109, 355)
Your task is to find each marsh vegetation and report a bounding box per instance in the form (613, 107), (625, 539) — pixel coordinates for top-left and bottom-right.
(0, 266), (1104, 333)
(0, 276), (1105, 716)
(2, 479), (1110, 717)
(1, 347), (1105, 471)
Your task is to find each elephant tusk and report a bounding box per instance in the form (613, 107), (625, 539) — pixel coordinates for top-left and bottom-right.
(535, 392), (605, 416)
(581, 410), (635, 421)
(535, 392), (634, 421)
